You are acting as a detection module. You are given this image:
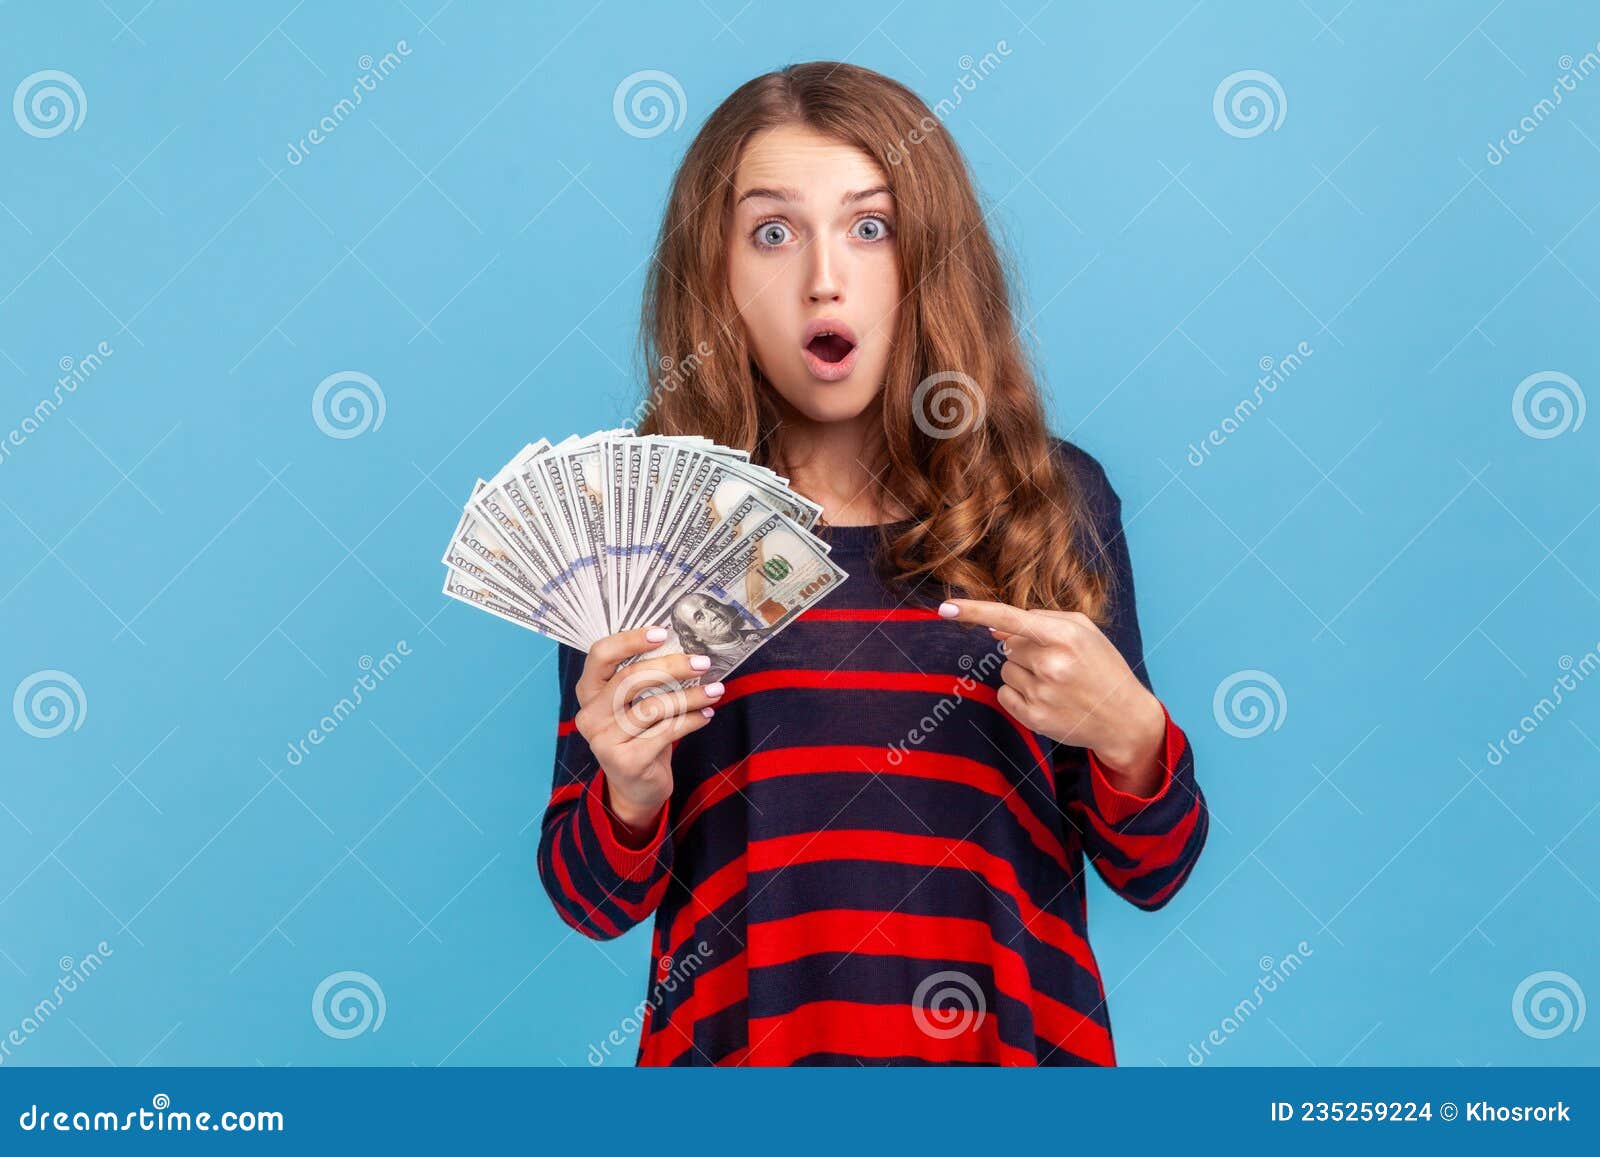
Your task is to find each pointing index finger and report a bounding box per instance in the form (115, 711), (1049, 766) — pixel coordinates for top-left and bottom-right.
(937, 598), (1049, 642)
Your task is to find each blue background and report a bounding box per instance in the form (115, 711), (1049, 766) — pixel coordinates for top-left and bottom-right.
(0, 0), (1595, 1068)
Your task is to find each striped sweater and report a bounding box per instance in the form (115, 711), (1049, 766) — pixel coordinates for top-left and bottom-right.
(536, 436), (1209, 1065)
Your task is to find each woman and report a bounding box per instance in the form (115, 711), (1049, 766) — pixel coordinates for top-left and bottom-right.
(536, 61), (1208, 1066)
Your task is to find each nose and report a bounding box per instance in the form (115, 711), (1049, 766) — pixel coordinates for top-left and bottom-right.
(805, 233), (843, 304)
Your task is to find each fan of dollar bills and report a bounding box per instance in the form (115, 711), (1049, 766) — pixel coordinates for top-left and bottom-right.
(441, 429), (849, 693)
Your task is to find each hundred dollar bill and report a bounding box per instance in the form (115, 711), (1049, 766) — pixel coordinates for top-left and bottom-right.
(501, 458), (610, 641)
(626, 439), (696, 618)
(441, 568), (582, 643)
(618, 509), (848, 698)
(472, 455), (605, 644)
(602, 434), (642, 636)
(522, 439), (610, 637)
(620, 448), (825, 630)
(505, 428), (631, 636)
(630, 488), (770, 628)
(442, 481), (586, 648)
(441, 429), (847, 657)
(566, 439), (618, 632)
(491, 444), (603, 636)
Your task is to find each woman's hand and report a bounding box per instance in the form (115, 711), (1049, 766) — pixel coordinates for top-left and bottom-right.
(573, 626), (723, 838)
(938, 598), (1167, 796)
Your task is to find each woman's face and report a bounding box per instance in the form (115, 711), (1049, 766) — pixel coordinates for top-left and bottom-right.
(726, 123), (901, 425)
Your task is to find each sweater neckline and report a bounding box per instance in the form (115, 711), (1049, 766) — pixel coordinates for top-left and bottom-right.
(816, 516), (917, 552)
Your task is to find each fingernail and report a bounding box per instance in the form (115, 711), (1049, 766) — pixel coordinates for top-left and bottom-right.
(938, 601), (959, 618)
(645, 626), (668, 642)
(689, 654), (711, 670)
(704, 681), (725, 698)
(700, 707), (715, 718)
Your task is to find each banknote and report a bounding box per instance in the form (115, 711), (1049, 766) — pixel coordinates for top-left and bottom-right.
(441, 480), (587, 647)
(618, 508), (848, 697)
(440, 429), (847, 691)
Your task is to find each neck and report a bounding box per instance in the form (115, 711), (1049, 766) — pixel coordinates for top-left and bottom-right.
(769, 403), (909, 527)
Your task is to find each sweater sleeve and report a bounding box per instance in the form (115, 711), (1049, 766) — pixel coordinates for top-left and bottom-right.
(535, 640), (674, 940)
(1051, 442), (1209, 911)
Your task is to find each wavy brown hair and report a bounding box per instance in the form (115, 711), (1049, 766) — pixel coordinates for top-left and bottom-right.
(634, 61), (1112, 625)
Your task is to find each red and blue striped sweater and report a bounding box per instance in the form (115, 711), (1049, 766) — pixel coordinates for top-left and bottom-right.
(536, 436), (1209, 1065)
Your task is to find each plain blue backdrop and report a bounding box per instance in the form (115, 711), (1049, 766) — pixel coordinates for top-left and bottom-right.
(0, 0), (1595, 1068)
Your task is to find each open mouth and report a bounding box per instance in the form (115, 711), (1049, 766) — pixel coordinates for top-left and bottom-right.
(800, 319), (859, 380)
(805, 332), (855, 364)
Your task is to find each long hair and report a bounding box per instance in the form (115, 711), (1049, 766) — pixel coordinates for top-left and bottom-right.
(634, 61), (1112, 625)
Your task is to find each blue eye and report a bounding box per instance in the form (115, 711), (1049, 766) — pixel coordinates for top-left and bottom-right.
(753, 220), (791, 249)
(853, 215), (892, 241)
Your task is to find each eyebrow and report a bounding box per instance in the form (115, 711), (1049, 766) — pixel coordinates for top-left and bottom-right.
(734, 184), (892, 207)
